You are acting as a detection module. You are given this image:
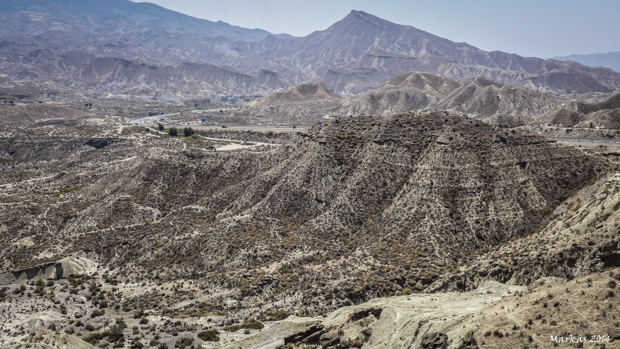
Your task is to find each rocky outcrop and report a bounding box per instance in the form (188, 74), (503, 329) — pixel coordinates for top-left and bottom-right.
(264, 282), (523, 349)
(0, 257), (97, 286)
(420, 332), (449, 349)
(336, 72), (464, 117)
(381, 72), (464, 98)
(245, 272), (620, 348)
(0, 263), (61, 286)
(247, 83), (342, 105)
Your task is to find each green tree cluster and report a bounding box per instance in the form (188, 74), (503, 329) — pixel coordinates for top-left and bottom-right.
(183, 127), (195, 137)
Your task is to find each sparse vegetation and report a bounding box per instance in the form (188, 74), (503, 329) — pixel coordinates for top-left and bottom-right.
(0, 109), (618, 349)
(197, 330), (219, 342)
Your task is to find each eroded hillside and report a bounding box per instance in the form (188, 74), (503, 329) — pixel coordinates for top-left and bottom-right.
(432, 77), (560, 126)
(0, 112), (610, 316)
(544, 90), (620, 128)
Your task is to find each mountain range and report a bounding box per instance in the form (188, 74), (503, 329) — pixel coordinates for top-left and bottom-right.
(553, 51), (620, 74)
(0, 0), (286, 41)
(1, 1), (620, 102)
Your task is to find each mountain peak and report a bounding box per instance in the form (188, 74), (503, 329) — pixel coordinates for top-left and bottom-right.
(339, 10), (395, 29)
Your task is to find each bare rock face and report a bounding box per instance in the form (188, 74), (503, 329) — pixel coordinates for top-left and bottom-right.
(456, 332), (479, 349)
(269, 282), (523, 349)
(0, 264), (60, 286)
(319, 329), (340, 347)
(0, 257), (97, 286)
(247, 271), (620, 349)
(283, 323), (325, 345)
(336, 72), (464, 117)
(419, 332), (448, 349)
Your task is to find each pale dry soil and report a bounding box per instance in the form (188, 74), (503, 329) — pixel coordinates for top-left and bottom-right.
(3, 272), (619, 349)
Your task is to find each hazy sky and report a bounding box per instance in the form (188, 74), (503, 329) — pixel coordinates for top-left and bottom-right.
(134, 0), (620, 58)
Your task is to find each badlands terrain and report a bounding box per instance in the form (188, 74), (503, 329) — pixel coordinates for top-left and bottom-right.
(214, 73), (562, 126)
(1, 1), (620, 348)
(1, 102), (620, 348)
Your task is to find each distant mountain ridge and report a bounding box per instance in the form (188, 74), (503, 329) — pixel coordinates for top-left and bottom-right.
(0, 0), (282, 41)
(212, 10), (620, 95)
(62, 58), (288, 90)
(553, 51), (620, 74)
(1, 4), (619, 101)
